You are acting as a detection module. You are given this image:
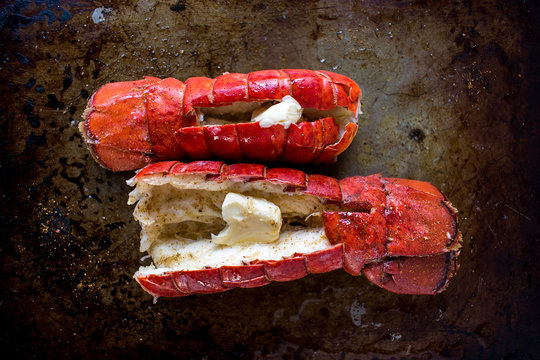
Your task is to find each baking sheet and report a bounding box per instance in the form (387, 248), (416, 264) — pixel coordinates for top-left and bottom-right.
(1, 0), (539, 358)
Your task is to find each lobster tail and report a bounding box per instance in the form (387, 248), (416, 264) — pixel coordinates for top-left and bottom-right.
(129, 161), (462, 299)
(81, 70), (361, 171)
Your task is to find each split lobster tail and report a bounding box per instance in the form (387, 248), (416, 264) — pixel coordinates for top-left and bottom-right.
(80, 70), (361, 171)
(128, 161), (462, 299)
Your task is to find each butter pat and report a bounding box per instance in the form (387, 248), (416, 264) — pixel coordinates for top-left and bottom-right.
(212, 193), (282, 246)
(251, 95), (302, 129)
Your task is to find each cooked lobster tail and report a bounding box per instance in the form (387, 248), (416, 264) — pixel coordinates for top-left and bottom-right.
(80, 70), (361, 171)
(128, 161), (462, 299)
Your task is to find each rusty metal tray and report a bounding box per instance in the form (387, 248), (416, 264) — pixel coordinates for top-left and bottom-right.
(1, 0), (539, 358)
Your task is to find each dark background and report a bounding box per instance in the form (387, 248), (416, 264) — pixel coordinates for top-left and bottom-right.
(1, 0), (539, 358)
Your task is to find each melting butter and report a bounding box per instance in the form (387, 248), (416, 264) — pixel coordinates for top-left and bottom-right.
(251, 95), (302, 129)
(212, 193), (282, 246)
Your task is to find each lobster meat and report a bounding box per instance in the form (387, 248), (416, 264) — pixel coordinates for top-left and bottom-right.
(128, 160), (462, 300)
(80, 69), (361, 171)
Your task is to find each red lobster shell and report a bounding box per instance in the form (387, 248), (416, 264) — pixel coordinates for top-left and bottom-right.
(128, 161), (462, 300)
(80, 69), (361, 171)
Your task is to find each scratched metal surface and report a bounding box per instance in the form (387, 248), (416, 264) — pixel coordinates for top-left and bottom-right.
(1, 0), (539, 358)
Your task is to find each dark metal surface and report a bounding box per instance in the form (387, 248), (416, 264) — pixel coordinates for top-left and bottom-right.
(1, 0), (539, 358)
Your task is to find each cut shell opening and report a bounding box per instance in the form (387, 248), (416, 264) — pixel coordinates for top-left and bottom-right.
(199, 96), (358, 131)
(129, 174), (342, 275)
